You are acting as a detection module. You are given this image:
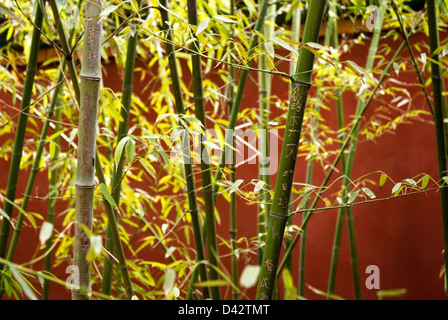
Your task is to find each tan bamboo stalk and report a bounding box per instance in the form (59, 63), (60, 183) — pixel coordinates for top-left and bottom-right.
(72, 0), (103, 300)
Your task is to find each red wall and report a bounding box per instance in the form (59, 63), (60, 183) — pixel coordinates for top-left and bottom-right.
(0, 30), (447, 300)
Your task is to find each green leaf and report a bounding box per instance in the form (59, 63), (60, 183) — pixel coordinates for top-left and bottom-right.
(265, 41), (275, 58)
(125, 138), (135, 163)
(39, 221), (53, 246)
(254, 180), (265, 192)
(163, 268), (176, 295)
(421, 175), (430, 188)
(114, 136), (131, 164)
(196, 18), (210, 36)
(10, 268), (38, 300)
(271, 37), (298, 55)
(377, 288), (407, 300)
(214, 15), (237, 24)
(347, 190), (360, 204)
(297, 190), (311, 209)
(99, 183), (118, 208)
(404, 178), (416, 186)
(379, 173), (387, 187)
(239, 265), (260, 288)
(101, 4), (121, 17)
(91, 235), (102, 255)
(345, 60), (366, 77)
(362, 187), (376, 199)
(392, 182), (402, 196)
(305, 41), (326, 50)
(194, 279), (229, 287)
(282, 268), (297, 300)
(229, 179), (244, 194)
(443, 176), (448, 185)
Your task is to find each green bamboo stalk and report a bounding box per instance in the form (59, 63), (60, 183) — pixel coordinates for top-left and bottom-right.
(297, 1), (333, 298)
(326, 2), (384, 300)
(255, 0), (328, 300)
(186, 0), (216, 301)
(101, 0), (142, 297)
(426, 0), (448, 298)
(276, 41), (406, 278)
(2, 64), (66, 297)
(0, 1), (43, 272)
(159, 0), (211, 299)
(72, 0), (103, 300)
(212, 0), (270, 201)
(42, 69), (64, 300)
(227, 0), (239, 301)
(257, 0), (276, 266)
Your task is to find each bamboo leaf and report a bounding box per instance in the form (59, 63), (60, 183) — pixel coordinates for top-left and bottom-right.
(379, 172), (387, 187)
(271, 36), (298, 55)
(345, 60), (366, 77)
(125, 137), (135, 163)
(196, 18), (210, 35)
(305, 41), (326, 50)
(91, 235), (102, 255)
(99, 183), (118, 208)
(39, 221), (53, 246)
(377, 288), (407, 300)
(194, 279), (228, 287)
(214, 15), (237, 23)
(163, 268), (176, 295)
(297, 190), (311, 209)
(114, 136), (131, 164)
(254, 180), (265, 192)
(347, 190), (360, 204)
(392, 182), (402, 196)
(362, 187), (376, 199)
(101, 4), (121, 17)
(239, 265), (260, 288)
(229, 179), (244, 194)
(10, 267), (38, 300)
(421, 175), (430, 188)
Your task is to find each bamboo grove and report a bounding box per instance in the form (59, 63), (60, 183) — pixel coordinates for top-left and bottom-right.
(0, 0), (447, 300)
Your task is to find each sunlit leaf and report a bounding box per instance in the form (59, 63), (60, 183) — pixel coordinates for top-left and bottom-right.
(239, 265), (260, 288)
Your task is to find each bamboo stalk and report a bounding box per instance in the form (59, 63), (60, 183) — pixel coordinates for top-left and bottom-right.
(72, 0), (103, 300)
(297, 1), (333, 298)
(276, 41), (406, 278)
(257, 0), (276, 266)
(0, 1), (43, 273)
(101, 0), (142, 297)
(326, 2), (384, 300)
(255, 0), (328, 300)
(42, 69), (64, 300)
(426, 0), (448, 298)
(226, 0), (239, 301)
(159, 0), (211, 299)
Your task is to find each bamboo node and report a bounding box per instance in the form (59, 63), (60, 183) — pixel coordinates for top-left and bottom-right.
(269, 212), (291, 220)
(75, 184), (95, 190)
